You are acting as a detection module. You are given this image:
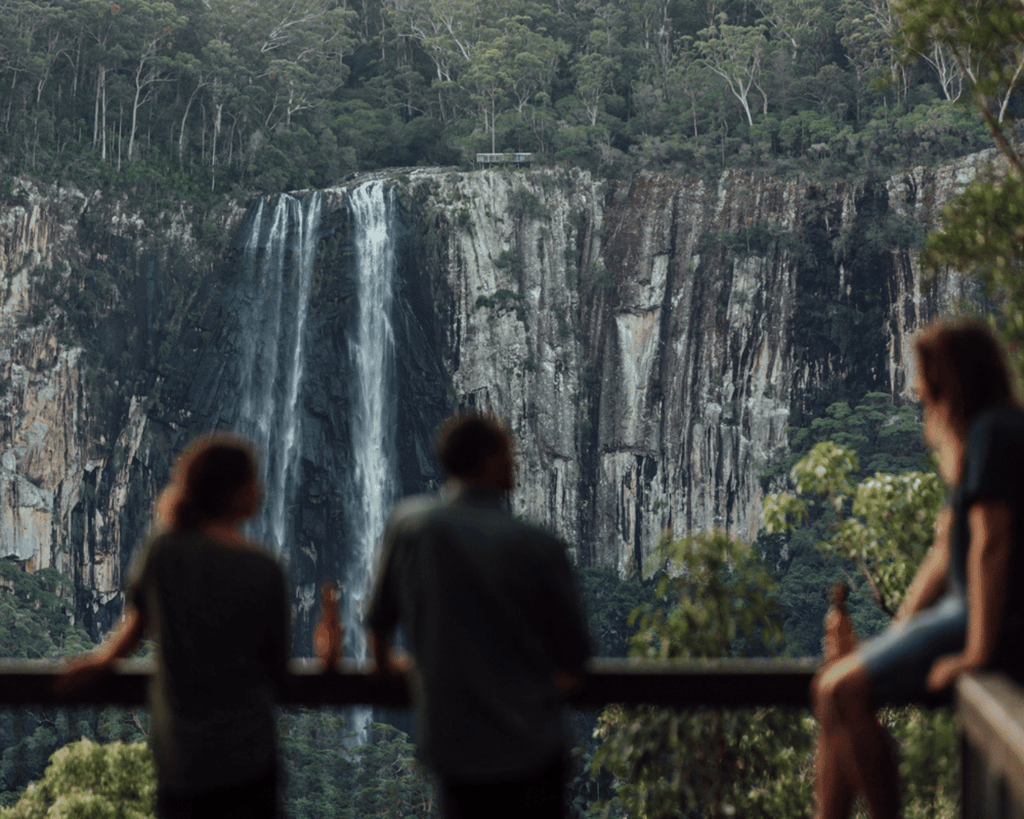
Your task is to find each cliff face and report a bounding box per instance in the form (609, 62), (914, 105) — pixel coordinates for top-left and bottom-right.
(0, 156), (982, 637)
(407, 160), (978, 572)
(0, 181), (243, 632)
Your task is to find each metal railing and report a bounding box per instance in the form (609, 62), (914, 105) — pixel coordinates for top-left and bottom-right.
(475, 152), (533, 164)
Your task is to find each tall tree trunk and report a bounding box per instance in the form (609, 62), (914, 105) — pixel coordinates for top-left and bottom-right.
(93, 65), (104, 149)
(100, 72), (107, 161)
(211, 102), (223, 192)
(129, 70), (144, 161)
(178, 84), (202, 163)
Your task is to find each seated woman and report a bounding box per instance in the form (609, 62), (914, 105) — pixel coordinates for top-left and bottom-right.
(812, 319), (1024, 819)
(59, 433), (290, 819)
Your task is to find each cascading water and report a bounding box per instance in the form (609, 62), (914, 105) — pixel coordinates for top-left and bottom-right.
(226, 183), (403, 740)
(234, 192), (321, 554)
(344, 181), (399, 735)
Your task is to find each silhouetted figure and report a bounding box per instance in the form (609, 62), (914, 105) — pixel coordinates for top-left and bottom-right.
(823, 583), (857, 664)
(812, 320), (1024, 819)
(367, 412), (591, 819)
(314, 581), (343, 670)
(59, 433), (289, 819)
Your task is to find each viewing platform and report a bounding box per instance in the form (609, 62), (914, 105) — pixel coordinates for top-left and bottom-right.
(475, 152), (533, 164)
(0, 658), (1018, 817)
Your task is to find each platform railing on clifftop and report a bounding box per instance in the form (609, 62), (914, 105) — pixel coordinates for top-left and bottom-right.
(0, 657), (1017, 819)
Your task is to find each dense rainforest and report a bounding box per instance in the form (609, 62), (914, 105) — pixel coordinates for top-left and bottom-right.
(2, 0), (1023, 815)
(0, 0), (994, 205)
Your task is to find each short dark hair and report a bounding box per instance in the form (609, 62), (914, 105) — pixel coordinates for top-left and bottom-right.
(915, 319), (1016, 437)
(434, 413), (513, 478)
(165, 433), (260, 529)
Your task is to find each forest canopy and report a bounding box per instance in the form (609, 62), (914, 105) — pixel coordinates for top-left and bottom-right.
(0, 0), (995, 201)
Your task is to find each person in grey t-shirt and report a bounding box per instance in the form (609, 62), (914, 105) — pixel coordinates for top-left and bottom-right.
(367, 413), (591, 819)
(59, 433), (289, 819)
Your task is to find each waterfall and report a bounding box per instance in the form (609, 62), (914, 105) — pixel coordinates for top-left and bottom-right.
(345, 181), (399, 736)
(228, 183), (401, 740)
(234, 192), (322, 554)
(345, 180), (399, 657)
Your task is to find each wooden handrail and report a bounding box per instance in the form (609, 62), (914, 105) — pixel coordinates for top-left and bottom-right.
(957, 672), (1024, 817)
(0, 657), (819, 708)
(6, 659), (1022, 817)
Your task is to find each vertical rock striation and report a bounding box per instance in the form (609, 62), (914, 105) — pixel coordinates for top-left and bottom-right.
(407, 165), (971, 572)
(0, 155), (985, 636)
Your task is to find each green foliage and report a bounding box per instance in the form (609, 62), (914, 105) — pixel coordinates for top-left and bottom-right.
(0, 0), (1000, 199)
(0, 739), (155, 819)
(720, 222), (778, 257)
(591, 530), (802, 819)
(0, 564), (93, 660)
(474, 287), (521, 317)
(279, 710), (438, 819)
(0, 563), (150, 805)
(507, 187), (546, 221)
(895, 0), (1024, 374)
(577, 566), (653, 658)
(764, 440), (945, 615)
(627, 531), (783, 661)
(887, 707), (959, 819)
(763, 441), (958, 818)
(765, 393), (929, 493)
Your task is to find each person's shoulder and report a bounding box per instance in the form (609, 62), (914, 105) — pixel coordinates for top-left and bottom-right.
(508, 515), (572, 557)
(243, 543), (286, 574)
(134, 529), (177, 563)
(388, 493), (445, 530)
(970, 403), (1024, 444)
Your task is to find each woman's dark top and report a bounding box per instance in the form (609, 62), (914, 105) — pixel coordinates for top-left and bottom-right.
(860, 403), (1024, 699)
(950, 403), (1024, 680)
(127, 530), (290, 794)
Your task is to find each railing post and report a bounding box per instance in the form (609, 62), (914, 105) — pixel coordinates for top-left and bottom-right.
(956, 672), (1024, 819)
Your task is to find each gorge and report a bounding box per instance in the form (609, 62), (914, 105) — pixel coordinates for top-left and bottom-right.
(0, 158), (982, 648)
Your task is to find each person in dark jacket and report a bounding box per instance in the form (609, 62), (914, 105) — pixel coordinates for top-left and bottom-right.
(367, 412), (591, 819)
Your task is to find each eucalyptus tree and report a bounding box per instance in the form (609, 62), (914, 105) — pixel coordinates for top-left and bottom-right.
(836, 0), (905, 117)
(570, 0), (626, 128)
(389, 0), (490, 123)
(117, 1), (186, 162)
(897, 0), (1024, 365)
(72, 0), (120, 159)
(697, 16), (769, 126)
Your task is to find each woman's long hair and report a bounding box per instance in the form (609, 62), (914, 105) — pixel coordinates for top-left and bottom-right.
(914, 320), (1016, 439)
(155, 433), (260, 531)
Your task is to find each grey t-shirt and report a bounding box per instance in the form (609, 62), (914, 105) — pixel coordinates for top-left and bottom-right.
(367, 485), (591, 780)
(127, 529), (289, 794)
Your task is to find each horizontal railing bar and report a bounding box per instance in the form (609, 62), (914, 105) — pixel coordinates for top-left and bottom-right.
(0, 658), (821, 708)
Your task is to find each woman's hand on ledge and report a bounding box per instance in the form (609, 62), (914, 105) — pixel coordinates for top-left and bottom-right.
(927, 652), (975, 693)
(53, 653), (113, 699)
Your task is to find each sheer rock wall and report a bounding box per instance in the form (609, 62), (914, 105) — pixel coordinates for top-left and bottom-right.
(0, 156), (983, 633)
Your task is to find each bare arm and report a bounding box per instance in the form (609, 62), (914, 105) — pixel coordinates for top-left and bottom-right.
(895, 507), (952, 621)
(55, 605), (146, 697)
(369, 628), (411, 678)
(927, 500), (1013, 691)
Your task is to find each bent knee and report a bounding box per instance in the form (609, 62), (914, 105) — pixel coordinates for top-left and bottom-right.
(813, 656), (874, 727)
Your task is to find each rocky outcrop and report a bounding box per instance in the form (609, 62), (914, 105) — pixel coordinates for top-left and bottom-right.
(406, 163), (974, 572)
(0, 155), (983, 637)
(0, 180), (243, 633)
